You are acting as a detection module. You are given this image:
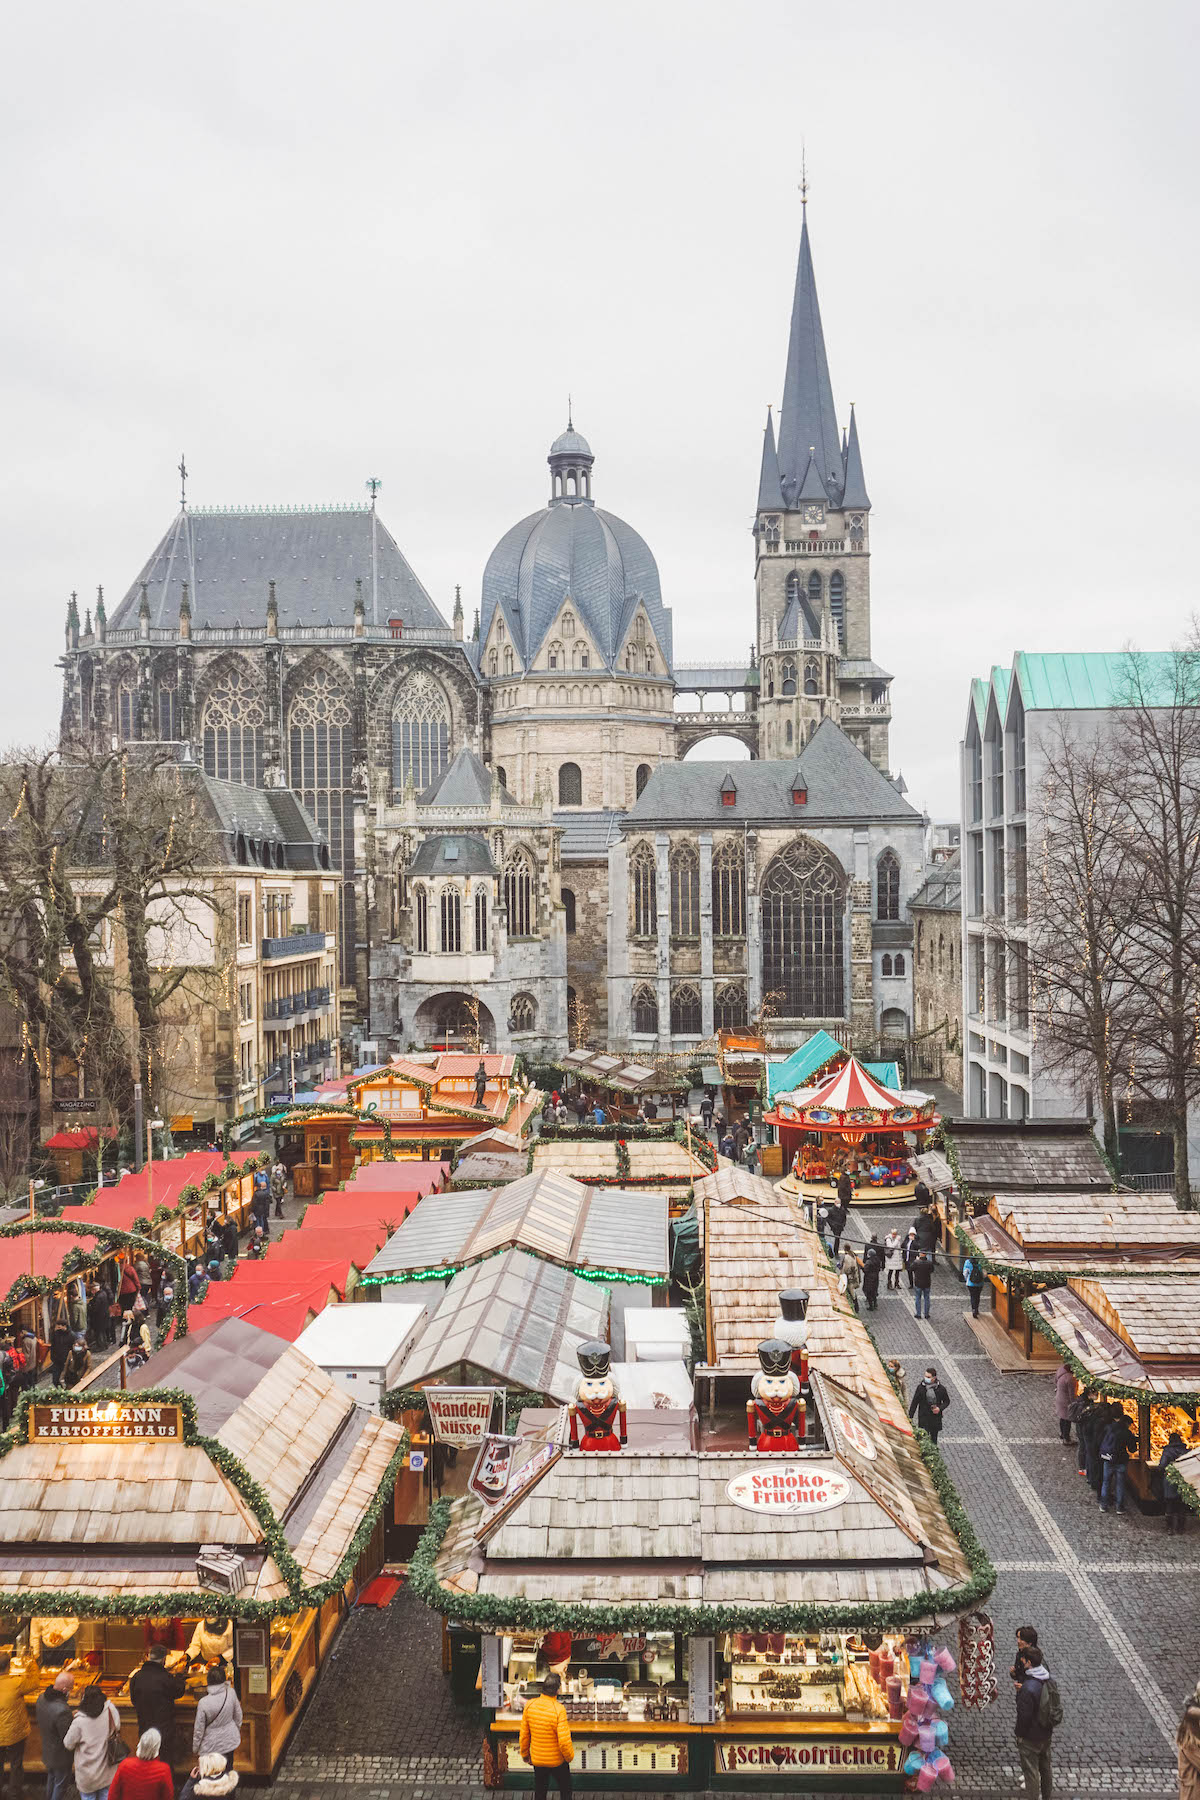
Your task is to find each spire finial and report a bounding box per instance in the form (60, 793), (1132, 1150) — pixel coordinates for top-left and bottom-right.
(799, 142), (808, 208)
(567, 393), (573, 430)
(178, 453), (188, 509)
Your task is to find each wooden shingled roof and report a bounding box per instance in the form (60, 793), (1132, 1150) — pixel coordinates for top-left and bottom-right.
(943, 1119), (1112, 1194)
(962, 1193), (1200, 1276)
(695, 1169), (910, 1434)
(1028, 1277), (1200, 1392)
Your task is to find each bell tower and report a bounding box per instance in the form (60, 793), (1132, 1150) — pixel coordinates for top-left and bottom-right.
(754, 208), (890, 772)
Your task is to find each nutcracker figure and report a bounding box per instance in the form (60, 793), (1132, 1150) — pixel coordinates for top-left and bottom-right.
(568, 1340), (627, 1452)
(747, 1338), (806, 1452)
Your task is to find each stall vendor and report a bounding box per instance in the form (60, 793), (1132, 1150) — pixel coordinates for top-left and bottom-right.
(187, 1618), (233, 1668)
(29, 1617), (79, 1667)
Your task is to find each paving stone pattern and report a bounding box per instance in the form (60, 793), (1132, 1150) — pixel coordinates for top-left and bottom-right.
(271, 1199), (1193, 1798)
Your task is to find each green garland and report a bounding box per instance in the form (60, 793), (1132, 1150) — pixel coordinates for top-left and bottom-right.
(936, 1126), (979, 1216)
(0, 1220), (189, 1346)
(408, 1422), (995, 1635)
(955, 1218), (1190, 1290)
(224, 1099), (398, 1162)
(0, 1381), (409, 1620)
(1166, 1463), (1200, 1517)
(534, 1123), (676, 1143)
(1020, 1293), (1200, 1408)
(379, 1385), (549, 1431)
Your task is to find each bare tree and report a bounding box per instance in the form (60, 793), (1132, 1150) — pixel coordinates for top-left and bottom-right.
(0, 1107), (31, 1204)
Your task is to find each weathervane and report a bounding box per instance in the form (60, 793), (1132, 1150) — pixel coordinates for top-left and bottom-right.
(366, 476), (382, 507)
(178, 453), (188, 509)
(799, 141), (808, 207)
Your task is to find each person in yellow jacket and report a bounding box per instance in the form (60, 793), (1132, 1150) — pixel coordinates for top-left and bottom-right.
(0, 1650), (39, 1800)
(518, 1672), (574, 1798)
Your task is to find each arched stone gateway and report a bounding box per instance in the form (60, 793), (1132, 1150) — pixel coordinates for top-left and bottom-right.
(674, 715), (759, 759)
(412, 992), (497, 1052)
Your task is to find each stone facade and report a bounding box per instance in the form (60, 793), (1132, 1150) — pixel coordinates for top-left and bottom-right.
(909, 852), (963, 1096)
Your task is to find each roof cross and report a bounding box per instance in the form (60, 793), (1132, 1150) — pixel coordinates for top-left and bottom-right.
(178, 453), (188, 509)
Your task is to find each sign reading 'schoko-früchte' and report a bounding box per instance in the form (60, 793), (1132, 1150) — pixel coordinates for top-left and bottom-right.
(724, 1463), (852, 1515)
(29, 1404), (184, 1443)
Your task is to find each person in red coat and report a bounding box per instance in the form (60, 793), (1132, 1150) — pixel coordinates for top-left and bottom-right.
(107, 1731), (175, 1800)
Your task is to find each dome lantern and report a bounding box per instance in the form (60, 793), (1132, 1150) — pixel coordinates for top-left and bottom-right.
(548, 413), (594, 506)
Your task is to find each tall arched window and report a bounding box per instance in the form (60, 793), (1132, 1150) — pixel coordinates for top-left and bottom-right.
(916, 920), (924, 965)
(117, 682), (140, 743)
(503, 647), (514, 675)
(803, 661), (819, 696)
(392, 672), (451, 794)
(881, 953), (893, 977)
(414, 885), (429, 954)
(629, 843), (657, 937)
(671, 984), (701, 1036)
(761, 840), (845, 1018)
(562, 887), (576, 933)
(670, 844), (700, 937)
(201, 666), (264, 786)
(781, 660), (797, 696)
(807, 571), (822, 617)
(509, 992), (537, 1033)
(157, 684), (176, 741)
(488, 651), (498, 677)
(558, 763), (582, 806)
(714, 983), (748, 1032)
(440, 886), (462, 953)
(876, 849), (900, 921)
(562, 611), (575, 638)
(635, 763), (651, 798)
(829, 571), (845, 645)
(289, 667), (356, 980)
(474, 886), (489, 952)
(894, 952), (906, 976)
(547, 640), (562, 671)
(711, 839), (745, 937)
(631, 983), (658, 1035)
(504, 850), (534, 938)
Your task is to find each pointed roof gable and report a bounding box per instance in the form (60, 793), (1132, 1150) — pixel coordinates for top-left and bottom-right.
(796, 452), (829, 503)
(419, 746), (513, 808)
(777, 215), (843, 508)
(756, 409), (784, 511)
(841, 405), (870, 509)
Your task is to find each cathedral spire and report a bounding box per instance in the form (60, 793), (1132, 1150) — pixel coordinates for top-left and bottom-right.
(777, 212), (842, 508)
(757, 407), (784, 511)
(842, 403), (870, 509)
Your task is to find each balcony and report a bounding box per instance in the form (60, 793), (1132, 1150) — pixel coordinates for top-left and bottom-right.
(262, 931), (327, 960)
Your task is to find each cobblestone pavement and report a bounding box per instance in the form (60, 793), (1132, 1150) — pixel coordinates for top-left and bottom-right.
(271, 1199), (1193, 1798)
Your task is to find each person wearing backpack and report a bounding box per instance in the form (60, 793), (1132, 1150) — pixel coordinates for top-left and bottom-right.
(961, 1254), (985, 1318)
(1013, 1641), (1060, 1800)
(1098, 1406), (1137, 1514)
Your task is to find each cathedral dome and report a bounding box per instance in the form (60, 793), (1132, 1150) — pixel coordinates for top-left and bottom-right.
(480, 428), (672, 673)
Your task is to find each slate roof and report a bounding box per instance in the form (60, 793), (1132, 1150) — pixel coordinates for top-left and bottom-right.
(419, 747), (513, 809)
(756, 408), (784, 511)
(555, 810), (622, 859)
(188, 768), (329, 870)
(777, 215), (849, 509)
(908, 851), (961, 914)
(479, 431), (673, 673)
(779, 590), (821, 642)
(409, 834), (497, 877)
(838, 657), (894, 682)
(623, 720), (921, 828)
(109, 506), (446, 631)
(841, 407), (871, 509)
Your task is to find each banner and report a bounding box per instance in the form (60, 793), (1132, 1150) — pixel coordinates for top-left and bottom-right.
(426, 1386), (500, 1446)
(714, 1739), (903, 1775)
(30, 1403), (184, 1443)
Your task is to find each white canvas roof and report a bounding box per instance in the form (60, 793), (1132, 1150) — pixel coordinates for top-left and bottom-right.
(295, 1302), (427, 1370)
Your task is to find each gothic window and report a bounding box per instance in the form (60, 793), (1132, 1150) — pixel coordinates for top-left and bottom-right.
(496, 618), (505, 641)
(761, 840), (846, 1019)
(766, 663), (775, 698)
(202, 666), (264, 786)
(631, 983), (658, 1035)
(894, 952), (906, 976)
(547, 641), (562, 670)
(495, 766), (507, 790)
(881, 954), (893, 976)
(808, 571), (823, 615)
(714, 982), (748, 1032)
(117, 682), (140, 743)
(670, 983), (702, 1036)
(503, 647), (514, 675)
(629, 843), (657, 937)
(474, 885), (489, 952)
(391, 862), (408, 939)
(562, 611), (575, 638)
(562, 887), (576, 933)
(488, 651), (498, 676)
(504, 850), (535, 938)
(392, 672), (451, 794)
(635, 763), (651, 798)
(645, 650), (654, 674)
(829, 571), (845, 646)
(876, 849), (900, 922)
(440, 886), (462, 953)
(414, 885), (429, 954)
(711, 838), (745, 937)
(785, 720), (794, 746)
(157, 684), (176, 740)
(558, 762), (582, 806)
(509, 992), (537, 1033)
(781, 660), (797, 697)
(917, 921), (924, 964)
(625, 647), (636, 672)
(289, 668), (355, 979)
(803, 661), (819, 696)
(634, 614), (646, 642)
(670, 843), (700, 937)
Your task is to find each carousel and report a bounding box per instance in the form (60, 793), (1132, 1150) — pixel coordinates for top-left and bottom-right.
(767, 1057), (939, 1208)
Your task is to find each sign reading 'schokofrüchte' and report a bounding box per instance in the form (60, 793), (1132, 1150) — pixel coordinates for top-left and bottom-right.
(725, 1463), (852, 1515)
(29, 1403), (184, 1443)
(715, 1740), (902, 1774)
(425, 1387), (499, 1446)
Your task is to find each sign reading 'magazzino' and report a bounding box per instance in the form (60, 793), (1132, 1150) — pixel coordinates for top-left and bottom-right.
(29, 1403), (184, 1443)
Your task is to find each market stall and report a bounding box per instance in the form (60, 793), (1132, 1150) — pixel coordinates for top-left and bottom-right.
(766, 1059), (938, 1208)
(1025, 1277), (1200, 1505)
(0, 1316), (405, 1778)
(957, 1194), (1200, 1361)
(920, 1119), (1114, 1251)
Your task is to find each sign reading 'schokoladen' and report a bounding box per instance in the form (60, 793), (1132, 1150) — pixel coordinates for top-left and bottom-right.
(30, 1403), (185, 1443)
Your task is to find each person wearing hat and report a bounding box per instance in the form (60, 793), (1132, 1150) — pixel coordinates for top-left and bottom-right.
(35, 1673), (75, 1800)
(130, 1645), (187, 1767)
(518, 1672), (574, 1799)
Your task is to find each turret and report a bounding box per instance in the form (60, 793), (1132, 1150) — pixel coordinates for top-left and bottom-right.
(267, 579), (279, 639)
(547, 415), (594, 505)
(65, 591), (79, 651)
(453, 584), (464, 642)
(95, 586), (107, 645)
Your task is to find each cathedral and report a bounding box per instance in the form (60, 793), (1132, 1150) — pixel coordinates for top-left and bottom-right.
(59, 209), (924, 1060)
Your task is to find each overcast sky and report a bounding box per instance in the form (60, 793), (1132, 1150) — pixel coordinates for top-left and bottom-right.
(4, 1), (1198, 817)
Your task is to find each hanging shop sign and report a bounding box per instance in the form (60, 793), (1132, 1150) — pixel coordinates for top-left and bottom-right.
(831, 1405), (877, 1461)
(714, 1739), (903, 1775)
(426, 1387), (501, 1446)
(469, 1432), (520, 1503)
(29, 1402), (185, 1443)
(725, 1463), (852, 1516)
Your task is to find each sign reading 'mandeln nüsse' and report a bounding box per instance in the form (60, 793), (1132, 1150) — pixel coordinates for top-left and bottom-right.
(29, 1403), (184, 1443)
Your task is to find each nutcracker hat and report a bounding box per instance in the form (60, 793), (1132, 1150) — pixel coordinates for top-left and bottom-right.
(777, 1289), (810, 1324)
(756, 1338), (793, 1378)
(577, 1339), (611, 1379)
